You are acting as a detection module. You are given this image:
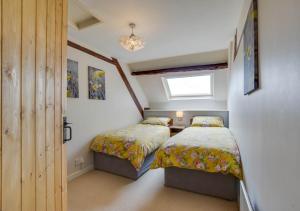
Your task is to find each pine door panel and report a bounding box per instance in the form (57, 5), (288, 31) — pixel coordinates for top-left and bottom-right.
(0, 0), (68, 210)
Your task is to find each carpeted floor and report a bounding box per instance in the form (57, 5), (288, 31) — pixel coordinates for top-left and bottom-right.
(68, 169), (238, 211)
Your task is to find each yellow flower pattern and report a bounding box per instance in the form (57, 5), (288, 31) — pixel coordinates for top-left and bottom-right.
(90, 124), (170, 170)
(141, 117), (171, 126)
(191, 116), (224, 127)
(151, 127), (242, 179)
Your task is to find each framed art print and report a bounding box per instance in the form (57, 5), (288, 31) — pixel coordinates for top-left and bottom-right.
(243, 0), (259, 95)
(88, 66), (105, 100)
(67, 59), (79, 98)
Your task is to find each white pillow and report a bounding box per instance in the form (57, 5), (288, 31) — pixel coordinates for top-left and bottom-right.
(141, 117), (171, 126)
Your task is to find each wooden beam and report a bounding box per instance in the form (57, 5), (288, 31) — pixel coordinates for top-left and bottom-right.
(67, 40), (115, 65)
(67, 40), (144, 118)
(131, 62), (228, 76)
(112, 58), (144, 117)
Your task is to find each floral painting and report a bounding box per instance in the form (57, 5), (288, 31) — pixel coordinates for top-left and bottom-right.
(88, 66), (105, 100)
(243, 0), (259, 95)
(67, 59), (79, 98)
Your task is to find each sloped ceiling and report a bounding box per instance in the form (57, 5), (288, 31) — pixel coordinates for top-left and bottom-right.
(131, 49), (229, 110)
(68, 0), (243, 63)
(129, 49), (228, 72)
(135, 68), (229, 110)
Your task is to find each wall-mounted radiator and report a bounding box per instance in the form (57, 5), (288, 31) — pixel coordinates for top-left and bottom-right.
(240, 181), (254, 211)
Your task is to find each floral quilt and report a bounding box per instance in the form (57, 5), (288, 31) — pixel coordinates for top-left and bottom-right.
(151, 127), (242, 179)
(90, 124), (170, 170)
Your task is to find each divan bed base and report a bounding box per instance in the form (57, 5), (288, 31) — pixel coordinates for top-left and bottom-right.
(94, 152), (155, 180)
(165, 167), (238, 200)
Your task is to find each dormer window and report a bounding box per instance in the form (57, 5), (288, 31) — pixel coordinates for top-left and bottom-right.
(162, 74), (213, 100)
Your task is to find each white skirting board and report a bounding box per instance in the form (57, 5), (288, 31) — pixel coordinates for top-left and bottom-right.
(239, 181), (254, 211)
(68, 165), (94, 182)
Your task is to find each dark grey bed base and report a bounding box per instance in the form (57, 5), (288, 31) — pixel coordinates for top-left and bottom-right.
(165, 167), (238, 200)
(94, 152), (155, 180)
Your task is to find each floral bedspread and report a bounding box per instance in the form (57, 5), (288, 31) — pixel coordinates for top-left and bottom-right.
(151, 127), (242, 179)
(90, 124), (170, 170)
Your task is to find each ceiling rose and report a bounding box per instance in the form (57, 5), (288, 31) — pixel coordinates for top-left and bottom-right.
(120, 23), (145, 52)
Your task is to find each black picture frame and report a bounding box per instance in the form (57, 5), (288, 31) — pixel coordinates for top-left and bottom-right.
(243, 0), (259, 95)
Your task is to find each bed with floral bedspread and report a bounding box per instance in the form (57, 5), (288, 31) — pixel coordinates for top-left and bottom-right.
(151, 127), (242, 179)
(90, 124), (170, 171)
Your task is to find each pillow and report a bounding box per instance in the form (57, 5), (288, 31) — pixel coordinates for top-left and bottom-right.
(141, 117), (171, 126)
(191, 116), (224, 127)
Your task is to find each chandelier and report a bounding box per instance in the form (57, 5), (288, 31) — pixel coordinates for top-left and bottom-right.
(120, 23), (145, 52)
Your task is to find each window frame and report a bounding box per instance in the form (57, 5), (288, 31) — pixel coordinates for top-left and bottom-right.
(161, 73), (214, 100)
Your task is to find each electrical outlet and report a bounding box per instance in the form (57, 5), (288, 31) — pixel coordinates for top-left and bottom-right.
(74, 157), (85, 169)
(74, 158), (79, 167)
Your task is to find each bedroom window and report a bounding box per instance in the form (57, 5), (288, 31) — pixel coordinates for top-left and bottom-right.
(162, 74), (213, 100)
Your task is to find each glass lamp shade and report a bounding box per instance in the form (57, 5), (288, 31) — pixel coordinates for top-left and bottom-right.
(176, 111), (184, 118)
(120, 34), (145, 52)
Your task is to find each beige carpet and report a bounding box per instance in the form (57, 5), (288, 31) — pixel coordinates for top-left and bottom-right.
(68, 169), (238, 211)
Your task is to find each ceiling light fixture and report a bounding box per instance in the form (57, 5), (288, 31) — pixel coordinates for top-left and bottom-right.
(120, 23), (145, 52)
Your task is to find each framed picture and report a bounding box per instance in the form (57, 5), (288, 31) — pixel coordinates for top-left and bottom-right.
(243, 0), (259, 95)
(88, 66), (105, 100)
(67, 59), (79, 98)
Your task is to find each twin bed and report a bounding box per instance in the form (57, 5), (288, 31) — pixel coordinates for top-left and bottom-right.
(90, 116), (242, 200)
(90, 118), (172, 179)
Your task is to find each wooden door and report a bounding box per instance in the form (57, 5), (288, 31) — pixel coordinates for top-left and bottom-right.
(0, 0), (68, 210)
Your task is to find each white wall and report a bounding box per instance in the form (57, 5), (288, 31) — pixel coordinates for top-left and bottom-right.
(228, 0), (300, 210)
(137, 69), (228, 110)
(66, 44), (148, 178)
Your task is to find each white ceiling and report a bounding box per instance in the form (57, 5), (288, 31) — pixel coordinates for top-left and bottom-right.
(129, 49), (228, 72)
(69, 0), (93, 25)
(68, 0), (243, 63)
